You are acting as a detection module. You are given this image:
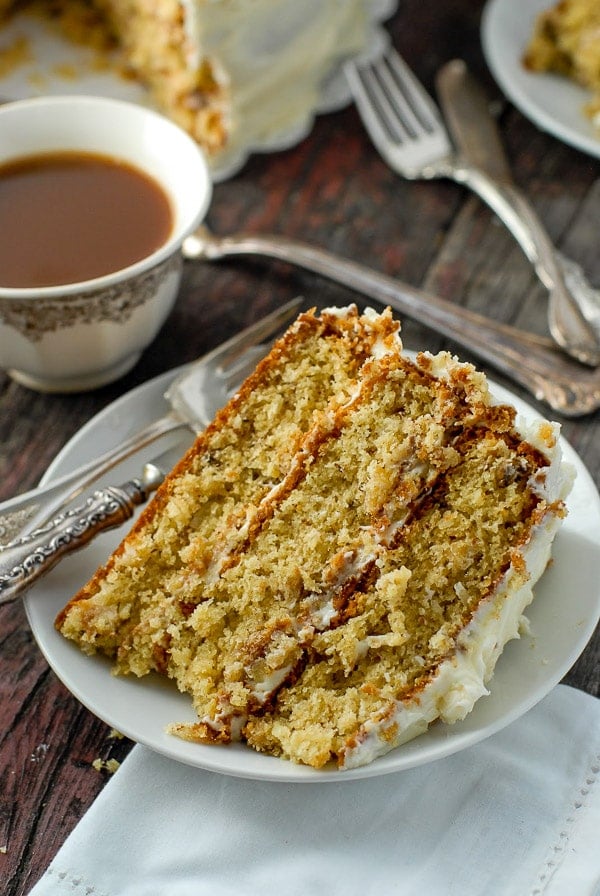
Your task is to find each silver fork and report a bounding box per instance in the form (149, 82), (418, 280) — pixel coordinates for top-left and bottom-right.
(184, 225), (600, 417)
(0, 298), (302, 547)
(345, 47), (600, 368)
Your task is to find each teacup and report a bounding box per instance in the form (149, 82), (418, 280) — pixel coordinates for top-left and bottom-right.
(0, 95), (212, 392)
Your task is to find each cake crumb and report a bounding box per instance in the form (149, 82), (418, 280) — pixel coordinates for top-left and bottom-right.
(30, 743), (49, 762)
(92, 757), (120, 774)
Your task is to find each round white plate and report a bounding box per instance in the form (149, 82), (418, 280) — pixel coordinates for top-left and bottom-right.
(482, 0), (600, 158)
(0, 1), (396, 182)
(24, 363), (600, 782)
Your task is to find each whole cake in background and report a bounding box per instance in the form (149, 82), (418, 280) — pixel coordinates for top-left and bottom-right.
(0, 0), (392, 170)
(523, 0), (600, 124)
(56, 306), (573, 770)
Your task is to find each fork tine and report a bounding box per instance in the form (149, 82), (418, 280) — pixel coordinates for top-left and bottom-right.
(346, 59), (398, 154)
(346, 46), (453, 175)
(362, 62), (416, 143)
(347, 49), (443, 143)
(222, 344), (271, 389)
(383, 49), (443, 134)
(202, 296), (303, 371)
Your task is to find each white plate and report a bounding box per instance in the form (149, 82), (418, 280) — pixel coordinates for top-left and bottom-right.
(24, 363), (600, 782)
(0, 1), (396, 182)
(482, 0), (600, 159)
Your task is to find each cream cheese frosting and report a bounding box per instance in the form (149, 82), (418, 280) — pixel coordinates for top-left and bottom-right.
(179, 0), (381, 169)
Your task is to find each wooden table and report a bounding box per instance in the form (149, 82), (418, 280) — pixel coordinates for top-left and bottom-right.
(2, 2), (599, 892)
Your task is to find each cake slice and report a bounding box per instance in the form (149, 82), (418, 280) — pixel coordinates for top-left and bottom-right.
(56, 306), (573, 769)
(523, 0), (600, 122)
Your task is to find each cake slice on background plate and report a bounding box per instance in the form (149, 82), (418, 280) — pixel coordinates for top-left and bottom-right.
(523, 0), (600, 124)
(56, 306), (574, 770)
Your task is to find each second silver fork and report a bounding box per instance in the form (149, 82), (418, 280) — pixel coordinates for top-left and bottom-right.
(345, 47), (600, 368)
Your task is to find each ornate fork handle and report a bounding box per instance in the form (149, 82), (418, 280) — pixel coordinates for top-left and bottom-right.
(0, 300), (302, 548)
(0, 413), (183, 548)
(183, 228), (600, 416)
(0, 464), (164, 604)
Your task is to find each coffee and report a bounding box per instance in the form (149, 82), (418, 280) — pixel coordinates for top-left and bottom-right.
(0, 151), (174, 288)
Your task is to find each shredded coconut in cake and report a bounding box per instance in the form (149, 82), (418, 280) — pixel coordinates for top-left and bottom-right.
(56, 306), (573, 770)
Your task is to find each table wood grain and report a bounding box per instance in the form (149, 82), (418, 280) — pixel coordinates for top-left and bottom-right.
(1, 2), (599, 892)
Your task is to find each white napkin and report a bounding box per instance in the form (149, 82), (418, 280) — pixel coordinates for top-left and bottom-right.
(30, 684), (600, 896)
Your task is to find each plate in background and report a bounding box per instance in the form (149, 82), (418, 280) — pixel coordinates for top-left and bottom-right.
(482, 0), (600, 158)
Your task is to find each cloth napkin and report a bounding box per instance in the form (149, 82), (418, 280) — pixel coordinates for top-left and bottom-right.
(30, 684), (600, 896)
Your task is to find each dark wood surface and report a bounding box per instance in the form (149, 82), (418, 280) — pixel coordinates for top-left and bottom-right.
(2, 2), (599, 892)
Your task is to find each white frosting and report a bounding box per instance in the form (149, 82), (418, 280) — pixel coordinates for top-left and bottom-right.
(250, 663), (294, 703)
(302, 544), (379, 633)
(320, 305), (357, 319)
(179, 1), (376, 163)
(341, 417), (574, 769)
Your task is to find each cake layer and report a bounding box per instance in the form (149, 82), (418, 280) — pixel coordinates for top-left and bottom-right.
(166, 352), (510, 742)
(56, 306), (573, 769)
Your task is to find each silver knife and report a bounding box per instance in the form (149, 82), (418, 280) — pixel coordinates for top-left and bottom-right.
(436, 59), (512, 185)
(0, 446), (182, 604)
(435, 58), (600, 330)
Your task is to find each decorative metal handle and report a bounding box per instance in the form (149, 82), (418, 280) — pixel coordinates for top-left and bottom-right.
(0, 413), (183, 549)
(0, 464), (164, 604)
(183, 228), (600, 417)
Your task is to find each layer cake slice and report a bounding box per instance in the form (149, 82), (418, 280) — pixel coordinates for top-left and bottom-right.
(56, 306), (573, 769)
